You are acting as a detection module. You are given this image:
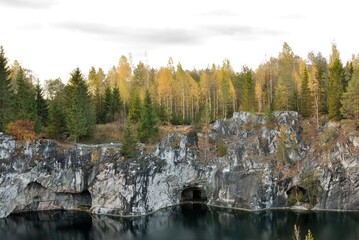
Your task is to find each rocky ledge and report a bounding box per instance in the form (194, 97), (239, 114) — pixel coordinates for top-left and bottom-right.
(0, 111), (358, 218)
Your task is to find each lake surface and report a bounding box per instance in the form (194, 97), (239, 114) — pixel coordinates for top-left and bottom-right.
(0, 204), (359, 240)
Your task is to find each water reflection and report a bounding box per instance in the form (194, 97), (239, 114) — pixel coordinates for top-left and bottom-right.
(0, 205), (359, 240)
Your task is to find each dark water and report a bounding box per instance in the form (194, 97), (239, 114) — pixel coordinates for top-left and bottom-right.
(1, 204), (359, 240)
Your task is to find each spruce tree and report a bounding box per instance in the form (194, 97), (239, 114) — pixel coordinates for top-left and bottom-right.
(121, 118), (137, 159)
(240, 67), (255, 112)
(93, 87), (103, 124)
(0, 46), (13, 131)
(35, 84), (49, 127)
(341, 70), (359, 120)
(102, 85), (112, 123)
(14, 67), (41, 132)
(327, 44), (344, 121)
(64, 68), (96, 141)
(47, 91), (66, 138)
(138, 90), (158, 142)
(111, 86), (122, 120)
(300, 66), (312, 117)
(128, 91), (142, 123)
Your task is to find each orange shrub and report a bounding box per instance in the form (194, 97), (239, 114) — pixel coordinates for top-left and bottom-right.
(5, 119), (36, 140)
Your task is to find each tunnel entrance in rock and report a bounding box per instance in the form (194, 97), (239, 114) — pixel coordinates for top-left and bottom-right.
(286, 185), (309, 206)
(180, 187), (207, 203)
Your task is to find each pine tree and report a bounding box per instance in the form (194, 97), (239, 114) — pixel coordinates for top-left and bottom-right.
(0, 46), (14, 131)
(121, 118), (137, 159)
(138, 90), (158, 142)
(327, 44), (344, 121)
(35, 84), (49, 127)
(64, 68), (96, 141)
(300, 66), (312, 117)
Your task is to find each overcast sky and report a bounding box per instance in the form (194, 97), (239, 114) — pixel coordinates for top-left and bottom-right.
(0, 0), (358, 82)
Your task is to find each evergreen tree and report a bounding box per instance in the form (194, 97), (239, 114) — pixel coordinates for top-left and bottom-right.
(128, 91), (142, 122)
(274, 76), (289, 110)
(14, 67), (41, 132)
(341, 67), (359, 120)
(47, 90), (66, 138)
(138, 90), (158, 142)
(240, 66), (255, 112)
(121, 118), (137, 159)
(111, 86), (122, 120)
(35, 84), (49, 127)
(64, 68), (96, 141)
(101, 85), (112, 123)
(344, 61), (353, 92)
(276, 125), (287, 164)
(327, 44), (344, 121)
(93, 86), (103, 124)
(274, 42), (297, 111)
(0, 46), (14, 131)
(300, 66), (312, 117)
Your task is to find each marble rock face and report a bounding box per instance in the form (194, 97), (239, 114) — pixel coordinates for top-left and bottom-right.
(0, 111), (358, 218)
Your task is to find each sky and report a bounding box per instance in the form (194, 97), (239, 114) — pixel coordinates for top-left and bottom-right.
(0, 0), (358, 83)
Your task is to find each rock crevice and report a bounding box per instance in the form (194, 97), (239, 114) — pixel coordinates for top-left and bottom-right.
(0, 111), (358, 218)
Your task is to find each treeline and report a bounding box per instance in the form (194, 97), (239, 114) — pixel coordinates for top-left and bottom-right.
(0, 42), (358, 141)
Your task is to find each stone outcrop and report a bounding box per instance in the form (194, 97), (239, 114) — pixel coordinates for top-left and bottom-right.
(0, 111), (358, 218)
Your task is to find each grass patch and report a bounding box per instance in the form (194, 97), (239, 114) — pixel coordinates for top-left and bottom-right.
(88, 121), (124, 144)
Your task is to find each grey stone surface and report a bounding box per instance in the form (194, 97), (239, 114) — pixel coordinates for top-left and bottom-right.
(0, 111), (358, 218)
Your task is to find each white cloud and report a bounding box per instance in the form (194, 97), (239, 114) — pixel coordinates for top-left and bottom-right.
(0, 0), (358, 82)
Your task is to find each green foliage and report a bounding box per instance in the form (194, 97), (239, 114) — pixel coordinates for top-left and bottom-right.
(341, 66), (359, 120)
(13, 67), (41, 133)
(154, 103), (167, 123)
(137, 90), (158, 142)
(305, 229), (314, 240)
(320, 127), (338, 144)
(99, 85), (122, 124)
(287, 192), (296, 206)
(240, 66), (255, 112)
(343, 61), (353, 92)
(301, 172), (322, 206)
(0, 46), (14, 131)
(128, 91), (142, 123)
(265, 108), (274, 122)
(300, 66), (312, 117)
(47, 89), (66, 138)
(217, 138), (227, 157)
(35, 84), (48, 127)
(297, 191), (305, 202)
(121, 119), (137, 159)
(64, 68), (96, 142)
(327, 44), (344, 121)
(276, 125), (287, 164)
(111, 86), (122, 120)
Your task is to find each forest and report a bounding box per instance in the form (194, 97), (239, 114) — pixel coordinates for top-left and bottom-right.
(0, 42), (358, 144)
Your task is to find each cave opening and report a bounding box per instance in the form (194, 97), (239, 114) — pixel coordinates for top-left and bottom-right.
(77, 190), (92, 210)
(180, 187), (207, 203)
(286, 185), (309, 206)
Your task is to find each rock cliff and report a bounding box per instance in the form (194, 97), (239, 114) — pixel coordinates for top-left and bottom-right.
(0, 111), (358, 218)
